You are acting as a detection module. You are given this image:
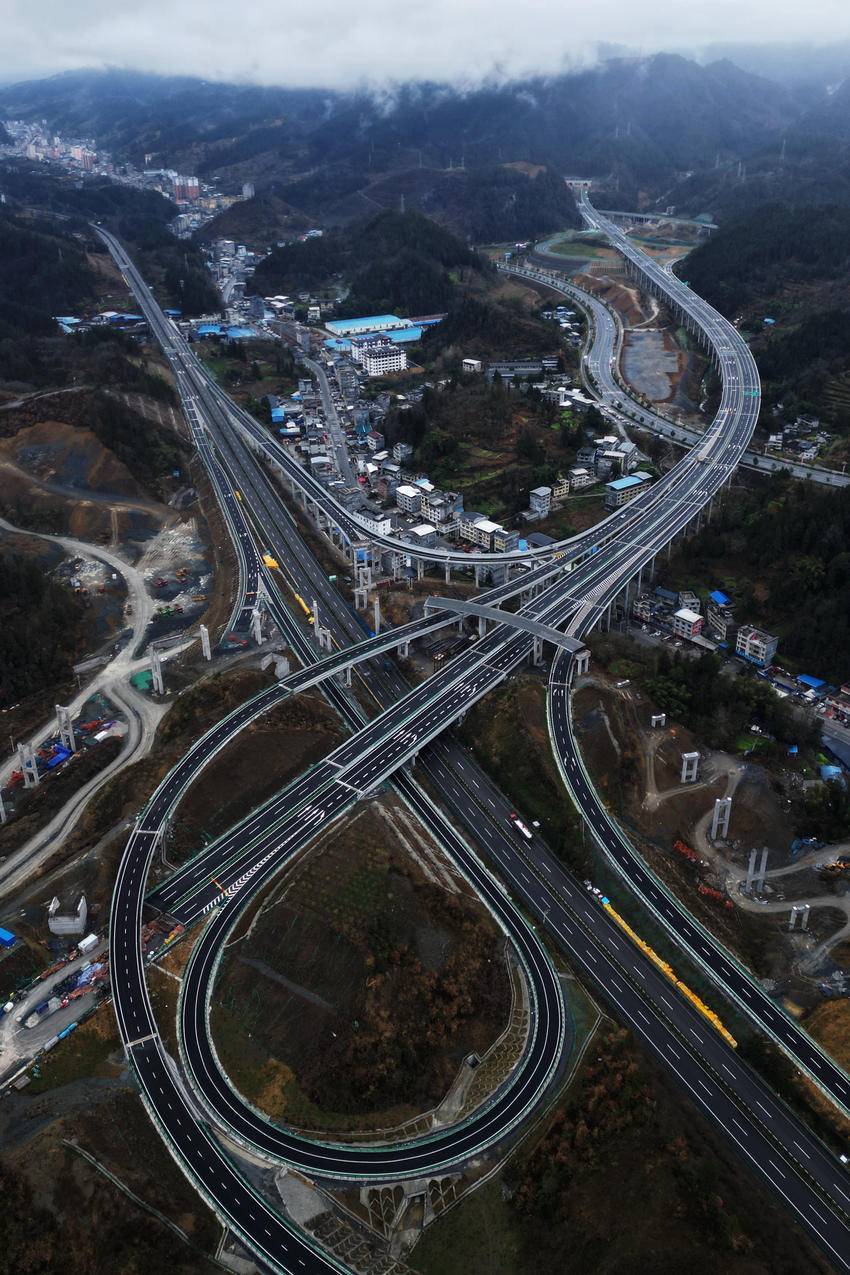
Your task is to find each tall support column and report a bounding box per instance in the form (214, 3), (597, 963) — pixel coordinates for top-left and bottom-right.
(444, 561), (452, 585)
(710, 796), (732, 840)
(312, 599), (320, 638)
(680, 751), (699, 783)
(478, 616), (487, 639)
(745, 849), (758, 893)
(416, 560), (424, 581)
(200, 624), (212, 661)
(573, 649), (590, 679)
(373, 596), (381, 636)
(150, 646), (165, 696)
(56, 705), (76, 754)
(0, 789), (6, 824)
(251, 606), (263, 645)
(18, 743), (39, 788)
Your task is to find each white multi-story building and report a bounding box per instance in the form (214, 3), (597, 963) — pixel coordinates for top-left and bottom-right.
(735, 625), (778, 667)
(407, 523), (437, 549)
(396, 484), (423, 515)
(529, 486), (552, 518)
(351, 335), (407, 376)
(567, 466), (594, 490)
(672, 608), (704, 641)
(421, 489), (463, 530)
(358, 509), (394, 537)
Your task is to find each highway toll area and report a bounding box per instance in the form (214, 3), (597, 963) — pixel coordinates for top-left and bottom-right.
(209, 795), (517, 1136)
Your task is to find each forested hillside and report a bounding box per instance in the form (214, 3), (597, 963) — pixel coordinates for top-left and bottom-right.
(682, 204), (850, 425)
(0, 159), (174, 230)
(0, 57), (806, 201)
(0, 211), (97, 341)
(422, 165), (580, 241)
(0, 554), (87, 707)
(670, 475), (850, 683)
(683, 204), (850, 314)
(248, 209), (485, 315)
(276, 163), (580, 242)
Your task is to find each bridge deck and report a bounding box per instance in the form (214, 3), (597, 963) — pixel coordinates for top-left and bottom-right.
(424, 596), (586, 653)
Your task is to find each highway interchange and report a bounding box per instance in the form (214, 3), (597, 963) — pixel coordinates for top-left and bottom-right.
(98, 202), (850, 1272)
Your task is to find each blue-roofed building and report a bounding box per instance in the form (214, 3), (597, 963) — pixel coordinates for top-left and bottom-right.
(0, 927), (15, 948)
(384, 326), (424, 344)
(271, 406), (285, 424)
(196, 322), (223, 337)
(821, 764), (844, 781)
(706, 589), (736, 642)
(798, 674), (826, 694)
(225, 326), (253, 340)
(164, 307), (182, 318)
(326, 314), (409, 337)
(604, 472), (651, 510)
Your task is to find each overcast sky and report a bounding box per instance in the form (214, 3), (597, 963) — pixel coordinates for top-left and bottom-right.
(5, 0), (850, 89)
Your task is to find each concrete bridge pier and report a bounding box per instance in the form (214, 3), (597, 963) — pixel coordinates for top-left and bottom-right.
(417, 560), (425, 581)
(444, 561), (452, 585)
(572, 648), (590, 679)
